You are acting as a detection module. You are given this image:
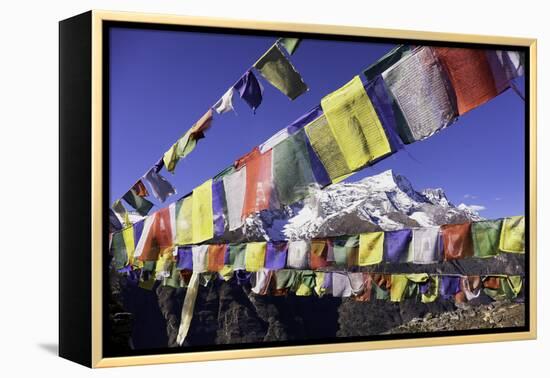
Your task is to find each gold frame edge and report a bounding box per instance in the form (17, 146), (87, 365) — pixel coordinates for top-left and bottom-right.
(89, 9), (537, 368)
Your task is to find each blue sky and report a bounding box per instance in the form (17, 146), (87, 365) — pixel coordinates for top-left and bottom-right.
(109, 27), (525, 219)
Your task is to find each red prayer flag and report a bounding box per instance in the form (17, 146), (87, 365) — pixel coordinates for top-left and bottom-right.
(434, 47), (498, 115)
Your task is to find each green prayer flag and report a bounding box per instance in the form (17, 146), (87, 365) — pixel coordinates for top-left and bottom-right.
(472, 219), (503, 258)
(122, 188), (154, 216)
(273, 129), (316, 204)
(110, 231), (128, 270)
(363, 45), (412, 81)
(254, 44), (308, 100)
(278, 38), (301, 55)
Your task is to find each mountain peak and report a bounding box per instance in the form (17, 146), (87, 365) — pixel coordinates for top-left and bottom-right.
(242, 170), (483, 241)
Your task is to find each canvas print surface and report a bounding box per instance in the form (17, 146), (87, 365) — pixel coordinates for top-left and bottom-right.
(106, 25), (527, 357)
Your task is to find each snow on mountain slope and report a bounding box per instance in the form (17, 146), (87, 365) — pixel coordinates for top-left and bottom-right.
(243, 169), (483, 241)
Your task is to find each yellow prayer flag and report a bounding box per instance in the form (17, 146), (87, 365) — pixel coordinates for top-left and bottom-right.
(122, 226), (135, 266)
(358, 231), (384, 266)
(245, 242), (267, 272)
(321, 75), (391, 171)
(499, 216), (525, 253)
(192, 180), (214, 244)
(390, 274), (409, 302)
(175, 195), (193, 245)
(305, 115), (351, 181)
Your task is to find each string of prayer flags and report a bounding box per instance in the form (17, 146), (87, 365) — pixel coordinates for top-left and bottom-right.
(278, 38), (301, 55)
(234, 70), (264, 113)
(411, 227), (442, 264)
(191, 245), (209, 273)
(254, 44), (308, 100)
(472, 219), (503, 258)
(383, 46), (458, 142)
(191, 179), (214, 244)
(122, 185), (154, 216)
(321, 75), (392, 172)
(143, 167), (176, 203)
(499, 216), (525, 253)
(212, 87), (236, 114)
(441, 222), (474, 261)
(433, 47), (499, 115)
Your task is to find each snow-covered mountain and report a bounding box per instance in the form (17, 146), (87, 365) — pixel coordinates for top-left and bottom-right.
(242, 169), (483, 241)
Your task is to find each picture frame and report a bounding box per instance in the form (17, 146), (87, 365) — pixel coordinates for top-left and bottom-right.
(59, 10), (537, 368)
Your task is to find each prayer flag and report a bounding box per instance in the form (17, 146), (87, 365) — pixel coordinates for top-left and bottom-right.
(212, 87), (236, 114)
(486, 50), (524, 93)
(358, 231), (384, 266)
(390, 274), (409, 302)
(383, 229), (412, 263)
(441, 222), (474, 261)
(207, 244), (227, 272)
(363, 45), (412, 82)
(176, 246), (193, 270)
(212, 179), (227, 237)
(143, 168), (176, 203)
(132, 180), (149, 197)
(287, 240), (310, 269)
(272, 129), (318, 204)
(433, 47), (498, 115)
(383, 46), (458, 142)
(412, 227), (442, 264)
(472, 219), (503, 258)
(254, 44), (308, 100)
(223, 167), (247, 230)
(192, 245), (209, 273)
(122, 187), (154, 216)
(189, 109), (214, 137)
(175, 195), (193, 245)
(191, 180), (214, 244)
(245, 242), (267, 272)
(265, 241), (288, 270)
(234, 70), (263, 112)
(305, 114), (351, 182)
(366, 76), (406, 150)
(278, 38), (301, 55)
(321, 75), (392, 171)
(227, 244), (247, 270)
(499, 216), (525, 253)
(310, 240), (330, 269)
(240, 148), (273, 217)
(332, 272), (352, 297)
